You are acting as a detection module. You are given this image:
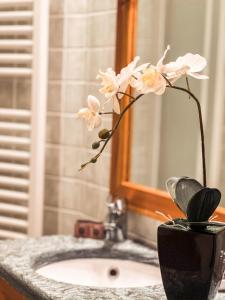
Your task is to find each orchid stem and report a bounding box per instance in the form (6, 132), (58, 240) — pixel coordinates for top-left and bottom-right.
(81, 81), (207, 189)
(168, 85), (207, 187)
(185, 76), (191, 99)
(95, 93), (143, 159)
(80, 92), (143, 170)
(117, 91), (136, 100)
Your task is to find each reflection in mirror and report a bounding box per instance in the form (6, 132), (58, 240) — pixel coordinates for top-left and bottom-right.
(130, 0), (223, 200)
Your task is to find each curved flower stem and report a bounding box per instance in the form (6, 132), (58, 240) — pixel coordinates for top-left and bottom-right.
(81, 81), (207, 188)
(79, 92), (144, 170)
(117, 91), (136, 100)
(95, 93), (144, 159)
(167, 85), (207, 187)
(185, 76), (191, 99)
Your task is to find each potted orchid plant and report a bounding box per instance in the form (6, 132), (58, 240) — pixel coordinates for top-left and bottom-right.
(77, 46), (225, 300)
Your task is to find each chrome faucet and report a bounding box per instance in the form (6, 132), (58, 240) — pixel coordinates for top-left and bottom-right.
(104, 197), (127, 243)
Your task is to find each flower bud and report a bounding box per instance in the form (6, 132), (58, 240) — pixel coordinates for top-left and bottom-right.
(92, 141), (100, 149)
(98, 129), (110, 139)
(79, 163), (86, 171)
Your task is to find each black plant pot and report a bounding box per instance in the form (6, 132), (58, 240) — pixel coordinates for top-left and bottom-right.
(158, 222), (225, 300)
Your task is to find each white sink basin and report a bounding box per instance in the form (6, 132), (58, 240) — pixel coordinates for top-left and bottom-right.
(36, 258), (162, 288)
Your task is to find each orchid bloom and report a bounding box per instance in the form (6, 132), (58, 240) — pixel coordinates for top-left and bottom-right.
(97, 68), (120, 114)
(131, 66), (167, 95)
(160, 49), (208, 82)
(97, 68), (119, 99)
(97, 56), (140, 114)
(77, 95), (102, 131)
(173, 53), (208, 79)
(117, 56), (140, 96)
(97, 46), (208, 98)
(156, 45), (172, 73)
(77, 48), (210, 174)
(130, 48), (170, 95)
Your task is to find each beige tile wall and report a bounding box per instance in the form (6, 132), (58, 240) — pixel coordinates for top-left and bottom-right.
(44, 0), (161, 246)
(44, 0), (116, 235)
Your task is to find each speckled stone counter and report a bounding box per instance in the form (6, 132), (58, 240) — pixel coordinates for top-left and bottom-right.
(0, 235), (224, 300)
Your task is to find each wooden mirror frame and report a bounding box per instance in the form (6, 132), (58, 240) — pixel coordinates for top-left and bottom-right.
(110, 0), (225, 222)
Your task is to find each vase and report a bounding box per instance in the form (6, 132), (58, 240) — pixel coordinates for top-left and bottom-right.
(157, 222), (225, 300)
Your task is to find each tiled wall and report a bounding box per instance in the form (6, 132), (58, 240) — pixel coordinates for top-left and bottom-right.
(43, 0), (161, 246)
(44, 0), (117, 235)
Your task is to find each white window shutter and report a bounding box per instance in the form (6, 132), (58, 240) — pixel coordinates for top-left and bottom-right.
(0, 0), (49, 239)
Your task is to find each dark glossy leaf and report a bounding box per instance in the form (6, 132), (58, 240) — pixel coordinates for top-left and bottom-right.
(187, 188), (221, 222)
(175, 177), (202, 214)
(166, 177), (202, 215)
(166, 177), (180, 202)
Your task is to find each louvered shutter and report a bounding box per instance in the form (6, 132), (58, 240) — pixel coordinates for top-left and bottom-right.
(0, 0), (49, 239)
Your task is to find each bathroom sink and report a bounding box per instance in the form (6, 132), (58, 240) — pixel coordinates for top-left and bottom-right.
(36, 258), (162, 288)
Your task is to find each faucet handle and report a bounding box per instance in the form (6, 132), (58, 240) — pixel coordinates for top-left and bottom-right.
(115, 198), (126, 215)
(106, 195), (117, 211)
(106, 196), (126, 215)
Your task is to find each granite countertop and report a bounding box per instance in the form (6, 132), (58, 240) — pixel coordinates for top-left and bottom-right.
(0, 235), (224, 300)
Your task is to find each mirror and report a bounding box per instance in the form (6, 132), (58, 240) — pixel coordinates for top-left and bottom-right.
(130, 0), (223, 198)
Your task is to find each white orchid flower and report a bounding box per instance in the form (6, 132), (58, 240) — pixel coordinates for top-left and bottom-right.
(114, 56), (140, 111)
(154, 45), (208, 82)
(161, 51), (208, 82)
(155, 45), (188, 82)
(117, 56), (140, 96)
(97, 68), (120, 114)
(131, 66), (167, 95)
(173, 53), (208, 79)
(76, 95), (102, 131)
(156, 45), (172, 73)
(130, 49), (169, 95)
(131, 45), (183, 89)
(97, 57), (140, 114)
(97, 68), (119, 99)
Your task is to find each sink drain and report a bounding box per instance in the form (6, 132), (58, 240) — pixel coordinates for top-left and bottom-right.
(108, 267), (119, 279)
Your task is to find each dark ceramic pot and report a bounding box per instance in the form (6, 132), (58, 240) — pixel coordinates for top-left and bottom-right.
(158, 223), (225, 300)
